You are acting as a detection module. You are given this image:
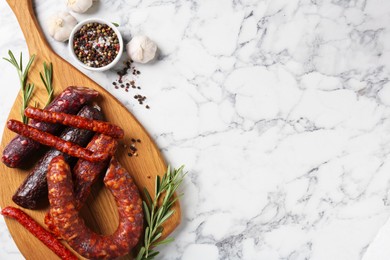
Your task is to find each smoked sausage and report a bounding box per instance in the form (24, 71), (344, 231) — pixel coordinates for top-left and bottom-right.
(45, 133), (117, 235)
(12, 105), (104, 209)
(73, 134), (118, 209)
(2, 86), (99, 168)
(47, 156), (143, 259)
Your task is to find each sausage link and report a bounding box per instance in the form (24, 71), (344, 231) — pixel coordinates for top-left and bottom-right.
(73, 134), (118, 209)
(47, 156), (143, 259)
(1, 206), (78, 260)
(25, 107), (124, 139)
(45, 133), (117, 235)
(7, 120), (117, 162)
(12, 105), (104, 209)
(2, 86), (99, 168)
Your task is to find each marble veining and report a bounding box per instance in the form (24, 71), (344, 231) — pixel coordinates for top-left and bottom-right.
(1, 0), (390, 259)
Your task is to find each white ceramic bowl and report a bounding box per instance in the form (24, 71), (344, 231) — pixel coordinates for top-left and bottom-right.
(68, 18), (123, 72)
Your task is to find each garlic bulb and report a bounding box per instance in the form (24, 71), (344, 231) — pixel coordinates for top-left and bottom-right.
(126, 35), (158, 64)
(66, 0), (93, 13)
(48, 12), (77, 42)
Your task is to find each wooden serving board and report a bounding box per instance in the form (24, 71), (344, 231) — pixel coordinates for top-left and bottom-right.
(0, 0), (180, 259)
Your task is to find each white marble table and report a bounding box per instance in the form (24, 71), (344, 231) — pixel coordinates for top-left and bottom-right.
(1, 0), (390, 259)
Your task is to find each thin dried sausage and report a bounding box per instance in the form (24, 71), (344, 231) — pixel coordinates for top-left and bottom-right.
(1, 206), (78, 260)
(25, 107), (124, 139)
(47, 156), (143, 259)
(7, 120), (117, 162)
(12, 105), (104, 209)
(2, 86), (99, 168)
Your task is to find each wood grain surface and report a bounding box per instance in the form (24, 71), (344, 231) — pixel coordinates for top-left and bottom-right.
(0, 0), (181, 259)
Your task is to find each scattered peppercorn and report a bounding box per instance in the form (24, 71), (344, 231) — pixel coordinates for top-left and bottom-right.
(126, 138), (141, 157)
(111, 60), (151, 109)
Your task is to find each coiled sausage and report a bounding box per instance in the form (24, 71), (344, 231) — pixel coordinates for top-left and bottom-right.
(47, 156), (143, 259)
(45, 133), (117, 235)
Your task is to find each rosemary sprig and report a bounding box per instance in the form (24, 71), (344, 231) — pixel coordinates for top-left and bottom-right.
(3, 50), (36, 124)
(39, 62), (54, 107)
(136, 165), (185, 260)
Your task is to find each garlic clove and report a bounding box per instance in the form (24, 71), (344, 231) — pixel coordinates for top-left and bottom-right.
(134, 46), (144, 61)
(66, 0), (93, 14)
(126, 35), (158, 64)
(48, 12), (77, 42)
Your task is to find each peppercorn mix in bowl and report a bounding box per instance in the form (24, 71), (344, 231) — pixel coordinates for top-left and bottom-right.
(69, 18), (123, 71)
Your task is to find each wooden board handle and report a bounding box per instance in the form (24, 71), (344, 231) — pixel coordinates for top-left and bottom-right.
(7, 0), (49, 54)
